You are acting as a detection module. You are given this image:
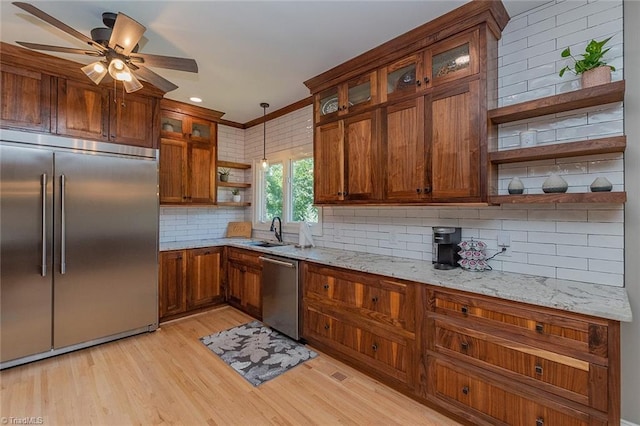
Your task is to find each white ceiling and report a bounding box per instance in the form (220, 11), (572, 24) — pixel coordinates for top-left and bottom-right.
(0, 1), (547, 123)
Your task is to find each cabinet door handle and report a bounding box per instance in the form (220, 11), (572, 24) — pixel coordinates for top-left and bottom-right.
(462, 386), (469, 395)
(323, 284), (330, 290)
(324, 323), (330, 330)
(461, 341), (469, 351)
(461, 305), (469, 316)
(535, 364), (543, 375)
(536, 418), (544, 426)
(535, 323), (544, 333)
(371, 296), (379, 303)
(204, 251), (211, 255)
(372, 343), (378, 352)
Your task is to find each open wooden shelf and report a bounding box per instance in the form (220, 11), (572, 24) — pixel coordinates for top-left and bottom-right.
(488, 80), (625, 124)
(489, 192), (626, 205)
(218, 160), (251, 169)
(217, 202), (251, 207)
(489, 136), (626, 164)
(218, 181), (251, 189)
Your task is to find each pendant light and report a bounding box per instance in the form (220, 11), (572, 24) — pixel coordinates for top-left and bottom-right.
(260, 102), (270, 171)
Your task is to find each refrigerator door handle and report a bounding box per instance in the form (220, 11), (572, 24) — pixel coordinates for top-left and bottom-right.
(60, 174), (66, 275)
(41, 173), (47, 277)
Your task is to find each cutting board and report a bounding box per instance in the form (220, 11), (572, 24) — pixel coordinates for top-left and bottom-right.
(226, 221), (252, 238)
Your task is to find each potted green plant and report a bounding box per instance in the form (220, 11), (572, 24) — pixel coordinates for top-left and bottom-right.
(218, 168), (230, 182)
(558, 37), (615, 88)
(231, 188), (241, 203)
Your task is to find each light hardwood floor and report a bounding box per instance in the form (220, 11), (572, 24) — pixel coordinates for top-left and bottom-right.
(1, 306), (459, 425)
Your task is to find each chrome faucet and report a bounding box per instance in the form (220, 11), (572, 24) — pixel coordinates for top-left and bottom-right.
(270, 216), (283, 242)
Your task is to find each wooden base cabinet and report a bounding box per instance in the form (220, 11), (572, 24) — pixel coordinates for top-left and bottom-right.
(226, 248), (262, 319)
(302, 263), (416, 390)
(423, 288), (619, 425)
(159, 247), (224, 321)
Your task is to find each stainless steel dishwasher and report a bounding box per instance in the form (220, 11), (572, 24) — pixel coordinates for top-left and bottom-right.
(260, 255), (300, 340)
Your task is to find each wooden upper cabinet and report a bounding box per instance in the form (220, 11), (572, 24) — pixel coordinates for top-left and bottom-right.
(381, 29), (479, 104)
(314, 111), (380, 203)
(56, 79), (108, 140)
(430, 80), (481, 201)
(315, 71), (377, 123)
(110, 92), (155, 147)
(56, 79), (156, 147)
(0, 64), (52, 133)
(159, 102), (218, 205)
(383, 97), (428, 201)
(314, 120), (344, 203)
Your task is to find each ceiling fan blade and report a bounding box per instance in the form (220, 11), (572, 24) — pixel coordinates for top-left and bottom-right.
(133, 66), (179, 93)
(109, 12), (145, 56)
(16, 41), (101, 57)
(12, 2), (106, 52)
(129, 52), (198, 73)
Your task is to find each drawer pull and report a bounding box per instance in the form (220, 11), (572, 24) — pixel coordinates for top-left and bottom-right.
(371, 296), (379, 303)
(372, 343), (378, 352)
(323, 284), (330, 290)
(461, 341), (469, 351)
(536, 418), (544, 426)
(324, 323), (330, 330)
(535, 323), (544, 333)
(461, 305), (469, 316)
(535, 365), (543, 375)
(462, 386), (469, 395)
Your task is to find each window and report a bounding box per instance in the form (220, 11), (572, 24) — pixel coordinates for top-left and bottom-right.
(254, 150), (321, 235)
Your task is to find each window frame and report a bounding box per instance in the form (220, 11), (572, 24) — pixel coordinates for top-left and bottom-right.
(253, 148), (322, 237)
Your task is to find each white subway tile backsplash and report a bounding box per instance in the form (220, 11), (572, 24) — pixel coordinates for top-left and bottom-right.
(557, 268), (623, 287)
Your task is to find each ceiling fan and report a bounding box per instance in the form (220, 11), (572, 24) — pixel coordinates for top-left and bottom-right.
(11, 1), (198, 93)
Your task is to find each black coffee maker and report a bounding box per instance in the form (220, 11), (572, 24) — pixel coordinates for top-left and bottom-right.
(432, 227), (461, 270)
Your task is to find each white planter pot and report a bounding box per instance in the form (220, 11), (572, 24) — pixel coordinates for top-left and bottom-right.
(232, 195), (242, 203)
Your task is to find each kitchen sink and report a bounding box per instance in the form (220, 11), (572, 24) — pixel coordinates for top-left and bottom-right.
(248, 241), (286, 248)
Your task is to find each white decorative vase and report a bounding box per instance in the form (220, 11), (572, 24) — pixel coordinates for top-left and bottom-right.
(542, 173), (568, 193)
(590, 176), (612, 192)
(232, 194), (242, 203)
(507, 177), (525, 195)
(581, 66), (611, 88)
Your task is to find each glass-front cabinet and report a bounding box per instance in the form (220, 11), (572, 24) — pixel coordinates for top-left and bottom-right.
(161, 110), (215, 144)
(380, 29), (478, 102)
(315, 71), (377, 123)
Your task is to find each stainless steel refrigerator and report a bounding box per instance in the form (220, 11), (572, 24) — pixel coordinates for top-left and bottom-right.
(1, 129), (159, 369)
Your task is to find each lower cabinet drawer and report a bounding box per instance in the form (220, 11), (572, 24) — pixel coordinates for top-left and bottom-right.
(430, 357), (606, 426)
(305, 305), (410, 384)
(434, 321), (608, 409)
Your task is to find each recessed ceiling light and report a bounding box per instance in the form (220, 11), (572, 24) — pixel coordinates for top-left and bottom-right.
(190, 97), (202, 103)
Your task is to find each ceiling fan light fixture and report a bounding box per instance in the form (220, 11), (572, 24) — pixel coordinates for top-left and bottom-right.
(81, 60), (108, 85)
(123, 72), (143, 93)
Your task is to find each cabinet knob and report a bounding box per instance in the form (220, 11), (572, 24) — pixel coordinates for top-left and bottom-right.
(343, 191), (348, 196)
(462, 386), (469, 395)
(536, 418), (544, 426)
(337, 191), (342, 196)
(461, 341), (469, 351)
(535, 323), (544, 333)
(323, 284), (330, 290)
(416, 188), (422, 194)
(461, 305), (469, 316)
(372, 343), (378, 352)
(371, 296), (379, 303)
(416, 80), (422, 87)
(204, 251), (211, 255)
(424, 186), (432, 194)
(324, 323), (330, 330)
(424, 77), (430, 84)
(535, 364), (543, 375)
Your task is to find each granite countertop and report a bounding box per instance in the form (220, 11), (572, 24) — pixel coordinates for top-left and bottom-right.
(160, 238), (632, 322)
